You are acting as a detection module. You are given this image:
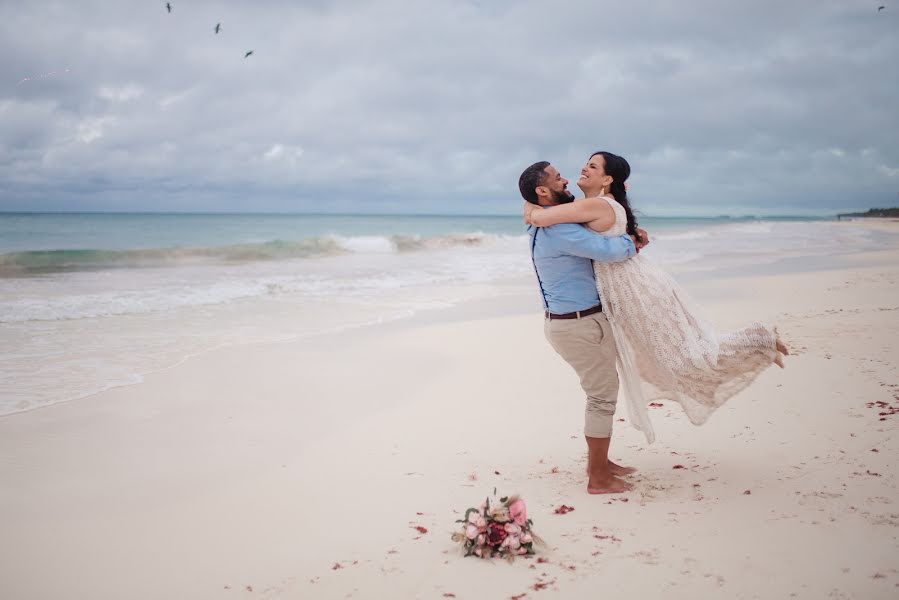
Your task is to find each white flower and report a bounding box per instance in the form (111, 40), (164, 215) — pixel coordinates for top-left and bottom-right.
(489, 506), (510, 523)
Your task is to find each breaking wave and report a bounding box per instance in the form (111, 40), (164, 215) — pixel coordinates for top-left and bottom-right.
(0, 232), (515, 276)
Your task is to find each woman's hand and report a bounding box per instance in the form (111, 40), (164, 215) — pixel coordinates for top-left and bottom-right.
(635, 227), (650, 251)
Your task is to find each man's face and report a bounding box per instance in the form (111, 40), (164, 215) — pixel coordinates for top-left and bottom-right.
(540, 165), (575, 205)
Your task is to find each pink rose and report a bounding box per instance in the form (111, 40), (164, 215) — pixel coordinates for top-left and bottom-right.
(502, 534), (521, 550)
(475, 516), (487, 530)
(504, 523), (521, 535)
(477, 533), (486, 546)
(465, 524), (478, 540)
(509, 499), (527, 526)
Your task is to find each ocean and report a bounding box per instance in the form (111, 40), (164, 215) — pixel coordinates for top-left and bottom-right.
(0, 212), (890, 416)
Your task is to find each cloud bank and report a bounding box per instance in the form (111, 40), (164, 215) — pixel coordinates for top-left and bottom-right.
(1, 0), (897, 215)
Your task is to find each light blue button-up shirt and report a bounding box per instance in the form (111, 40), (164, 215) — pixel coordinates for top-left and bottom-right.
(528, 223), (636, 314)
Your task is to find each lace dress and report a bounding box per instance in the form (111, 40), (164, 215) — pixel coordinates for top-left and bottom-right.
(594, 197), (778, 443)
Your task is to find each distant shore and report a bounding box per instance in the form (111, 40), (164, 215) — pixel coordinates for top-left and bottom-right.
(837, 207), (899, 220)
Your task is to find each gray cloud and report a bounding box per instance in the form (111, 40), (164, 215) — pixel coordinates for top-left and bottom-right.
(1, 0), (897, 215)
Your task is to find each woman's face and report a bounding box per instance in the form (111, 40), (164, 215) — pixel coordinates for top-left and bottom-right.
(577, 154), (613, 195)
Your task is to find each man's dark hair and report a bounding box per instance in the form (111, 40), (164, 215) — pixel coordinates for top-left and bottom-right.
(518, 161), (550, 204)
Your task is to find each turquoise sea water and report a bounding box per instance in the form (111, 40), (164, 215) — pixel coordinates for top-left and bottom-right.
(0, 212), (831, 275)
(1, 212), (830, 250)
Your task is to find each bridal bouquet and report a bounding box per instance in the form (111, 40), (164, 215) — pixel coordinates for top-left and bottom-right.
(451, 492), (540, 560)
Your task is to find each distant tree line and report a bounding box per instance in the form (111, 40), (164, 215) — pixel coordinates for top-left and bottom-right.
(837, 207), (899, 220)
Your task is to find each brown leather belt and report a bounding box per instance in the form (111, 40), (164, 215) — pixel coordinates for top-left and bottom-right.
(545, 304), (603, 320)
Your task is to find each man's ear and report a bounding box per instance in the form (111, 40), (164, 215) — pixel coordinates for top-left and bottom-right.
(534, 185), (548, 200)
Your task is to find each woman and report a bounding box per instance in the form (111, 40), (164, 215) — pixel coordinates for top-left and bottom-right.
(524, 151), (788, 443)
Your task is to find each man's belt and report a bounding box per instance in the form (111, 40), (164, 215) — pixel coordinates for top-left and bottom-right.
(544, 304), (603, 320)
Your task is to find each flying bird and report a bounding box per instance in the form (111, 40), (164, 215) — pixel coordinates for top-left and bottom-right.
(166, 2), (171, 13)
(215, 23), (221, 34)
(878, 5), (885, 10)
(244, 50), (254, 58)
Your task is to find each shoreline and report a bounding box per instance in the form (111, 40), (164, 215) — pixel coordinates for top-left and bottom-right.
(4, 219), (897, 420)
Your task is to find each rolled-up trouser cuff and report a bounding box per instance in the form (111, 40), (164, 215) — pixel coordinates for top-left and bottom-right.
(584, 414), (613, 438)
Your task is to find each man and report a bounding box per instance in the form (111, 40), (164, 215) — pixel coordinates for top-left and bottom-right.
(518, 161), (641, 495)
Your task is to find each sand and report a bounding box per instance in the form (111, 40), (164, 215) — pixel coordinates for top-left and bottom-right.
(1, 228), (898, 599)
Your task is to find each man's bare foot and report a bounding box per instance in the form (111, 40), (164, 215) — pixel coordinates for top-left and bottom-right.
(776, 338), (789, 355)
(587, 474), (633, 494)
(609, 460), (637, 476)
(774, 353), (785, 368)
(586, 460), (637, 477)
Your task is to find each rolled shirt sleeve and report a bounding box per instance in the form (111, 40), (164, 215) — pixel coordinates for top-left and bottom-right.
(549, 224), (636, 263)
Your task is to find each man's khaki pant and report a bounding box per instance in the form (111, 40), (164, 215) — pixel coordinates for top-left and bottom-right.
(544, 312), (619, 438)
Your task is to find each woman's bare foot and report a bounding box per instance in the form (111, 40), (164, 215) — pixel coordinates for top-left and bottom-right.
(774, 353), (785, 368)
(776, 338), (789, 355)
(587, 474), (633, 494)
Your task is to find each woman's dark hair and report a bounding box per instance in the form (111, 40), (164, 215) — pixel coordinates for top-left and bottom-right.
(592, 151), (639, 240)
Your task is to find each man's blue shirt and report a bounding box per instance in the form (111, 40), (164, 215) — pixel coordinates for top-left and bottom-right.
(528, 223), (636, 314)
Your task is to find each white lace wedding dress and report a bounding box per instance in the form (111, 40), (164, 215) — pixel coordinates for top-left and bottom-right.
(594, 197), (778, 443)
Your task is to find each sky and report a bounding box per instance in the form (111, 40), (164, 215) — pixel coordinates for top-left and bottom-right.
(1, 0), (897, 216)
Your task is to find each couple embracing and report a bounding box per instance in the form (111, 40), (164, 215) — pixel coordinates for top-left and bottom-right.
(519, 152), (789, 494)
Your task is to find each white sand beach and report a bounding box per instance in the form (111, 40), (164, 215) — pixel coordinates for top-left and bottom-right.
(1, 222), (898, 599)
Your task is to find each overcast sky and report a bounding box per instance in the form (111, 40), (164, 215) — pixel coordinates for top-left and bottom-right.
(1, 0), (897, 215)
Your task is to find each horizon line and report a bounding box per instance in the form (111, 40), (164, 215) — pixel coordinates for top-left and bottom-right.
(0, 209), (845, 219)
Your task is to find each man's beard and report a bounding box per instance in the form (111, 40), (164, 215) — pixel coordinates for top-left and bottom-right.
(551, 187), (575, 204)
